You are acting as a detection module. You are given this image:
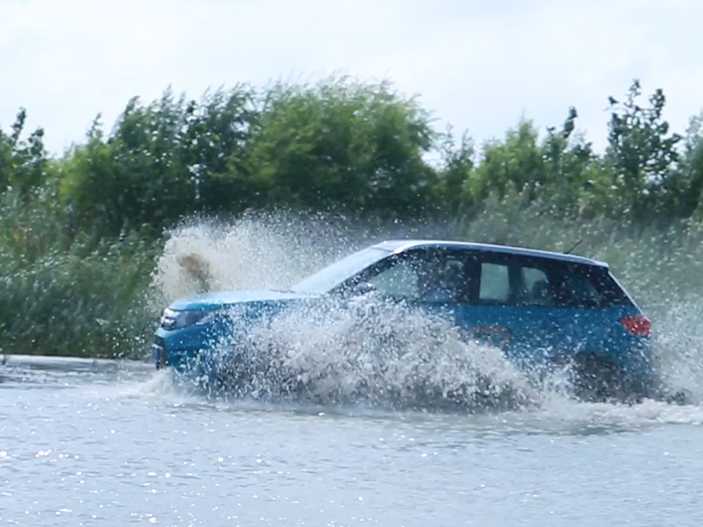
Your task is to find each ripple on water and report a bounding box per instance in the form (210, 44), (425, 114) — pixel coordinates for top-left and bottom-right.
(2, 356), (703, 527)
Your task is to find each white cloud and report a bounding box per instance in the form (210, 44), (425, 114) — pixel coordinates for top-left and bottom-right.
(0, 0), (701, 156)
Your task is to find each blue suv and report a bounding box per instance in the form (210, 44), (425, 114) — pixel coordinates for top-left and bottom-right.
(151, 240), (656, 402)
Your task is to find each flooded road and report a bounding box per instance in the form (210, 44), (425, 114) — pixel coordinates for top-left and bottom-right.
(2, 355), (703, 526)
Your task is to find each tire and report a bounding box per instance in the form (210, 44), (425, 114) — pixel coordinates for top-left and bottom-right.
(570, 353), (625, 402)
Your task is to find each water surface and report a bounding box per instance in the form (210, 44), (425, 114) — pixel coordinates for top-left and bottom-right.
(1, 355), (702, 526)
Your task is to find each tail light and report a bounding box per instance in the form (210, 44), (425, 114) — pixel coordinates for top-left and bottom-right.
(621, 314), (651, 336)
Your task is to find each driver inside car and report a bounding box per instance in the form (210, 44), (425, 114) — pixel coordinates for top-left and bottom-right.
(417, 260), (463, 302)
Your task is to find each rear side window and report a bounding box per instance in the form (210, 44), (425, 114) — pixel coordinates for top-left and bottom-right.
(575, 265), (632, 307)
(558, 270), (604, 308)
(549, 263), (632, 309)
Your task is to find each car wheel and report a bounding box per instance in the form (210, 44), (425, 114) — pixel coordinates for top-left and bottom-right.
(570, 352), (625, 403)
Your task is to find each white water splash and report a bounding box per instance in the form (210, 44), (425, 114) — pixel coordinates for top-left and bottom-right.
(150, 216), (335, 304)
(651, 300), (703, 404)
(148, 212), (465, 305)
(178, 297), (569, 413)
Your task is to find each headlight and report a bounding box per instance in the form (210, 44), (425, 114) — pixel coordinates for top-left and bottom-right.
(160, 307), (217, 329)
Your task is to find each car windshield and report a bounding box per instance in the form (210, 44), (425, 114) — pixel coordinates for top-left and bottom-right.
(290, 247), (391, 295)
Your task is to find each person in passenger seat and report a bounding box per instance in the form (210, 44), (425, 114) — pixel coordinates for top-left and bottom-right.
(530, 279), (554, 306)
(419, 261), (463, 302)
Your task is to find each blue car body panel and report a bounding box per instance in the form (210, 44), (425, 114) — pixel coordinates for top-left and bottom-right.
(167, 289), (315, 311)
(151, 239), (655, 398)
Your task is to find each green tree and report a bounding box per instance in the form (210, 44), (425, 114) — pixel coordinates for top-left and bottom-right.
(59, 86), (256, 239)
(461, 110), (598, 219)
(434, 126), (475, 218)
(245, 76), (439, 219)
(539, 107), (599, 217)
(604, 80), (682, 224)
(675, 114), (703, 220)
(0, 108), (48, 197)
(466, 118), (544, 204)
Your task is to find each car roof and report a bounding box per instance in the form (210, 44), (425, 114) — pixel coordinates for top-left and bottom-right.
(372, 239), (608, 268)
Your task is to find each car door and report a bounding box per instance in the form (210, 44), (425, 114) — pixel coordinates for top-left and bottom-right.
(352, 249), (570, 367)
(359, 249), (535, 358)
(451, 255), (516, 353)
(450, 253), (567, 368)
(501, 257), (570, 365)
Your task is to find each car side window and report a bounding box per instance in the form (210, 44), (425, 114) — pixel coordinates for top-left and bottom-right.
(476, 258), (557, 306)
(523, 267), (548, 290)
(367, 260), (419, 299)
(479, 263), (510, 303)
(419, 257), (467, 303)
(560, 271), (602, 308)
(468, 257), (608, 309)
(366, 252), (469, 303)
(519, 266), (555, 306)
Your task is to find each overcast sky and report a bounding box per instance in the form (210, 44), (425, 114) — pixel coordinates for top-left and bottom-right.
(1, 0), (701, 157)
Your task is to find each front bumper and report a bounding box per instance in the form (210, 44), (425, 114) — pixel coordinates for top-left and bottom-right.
(150, 319), (239, 384)
(152, 322), (216, 365)
(150, 339), (206, 371)
(150, 323), (213, 373)
(151, 337), (166, 369)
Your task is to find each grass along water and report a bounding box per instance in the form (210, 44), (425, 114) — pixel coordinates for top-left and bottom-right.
(0, 188), (159, 358)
